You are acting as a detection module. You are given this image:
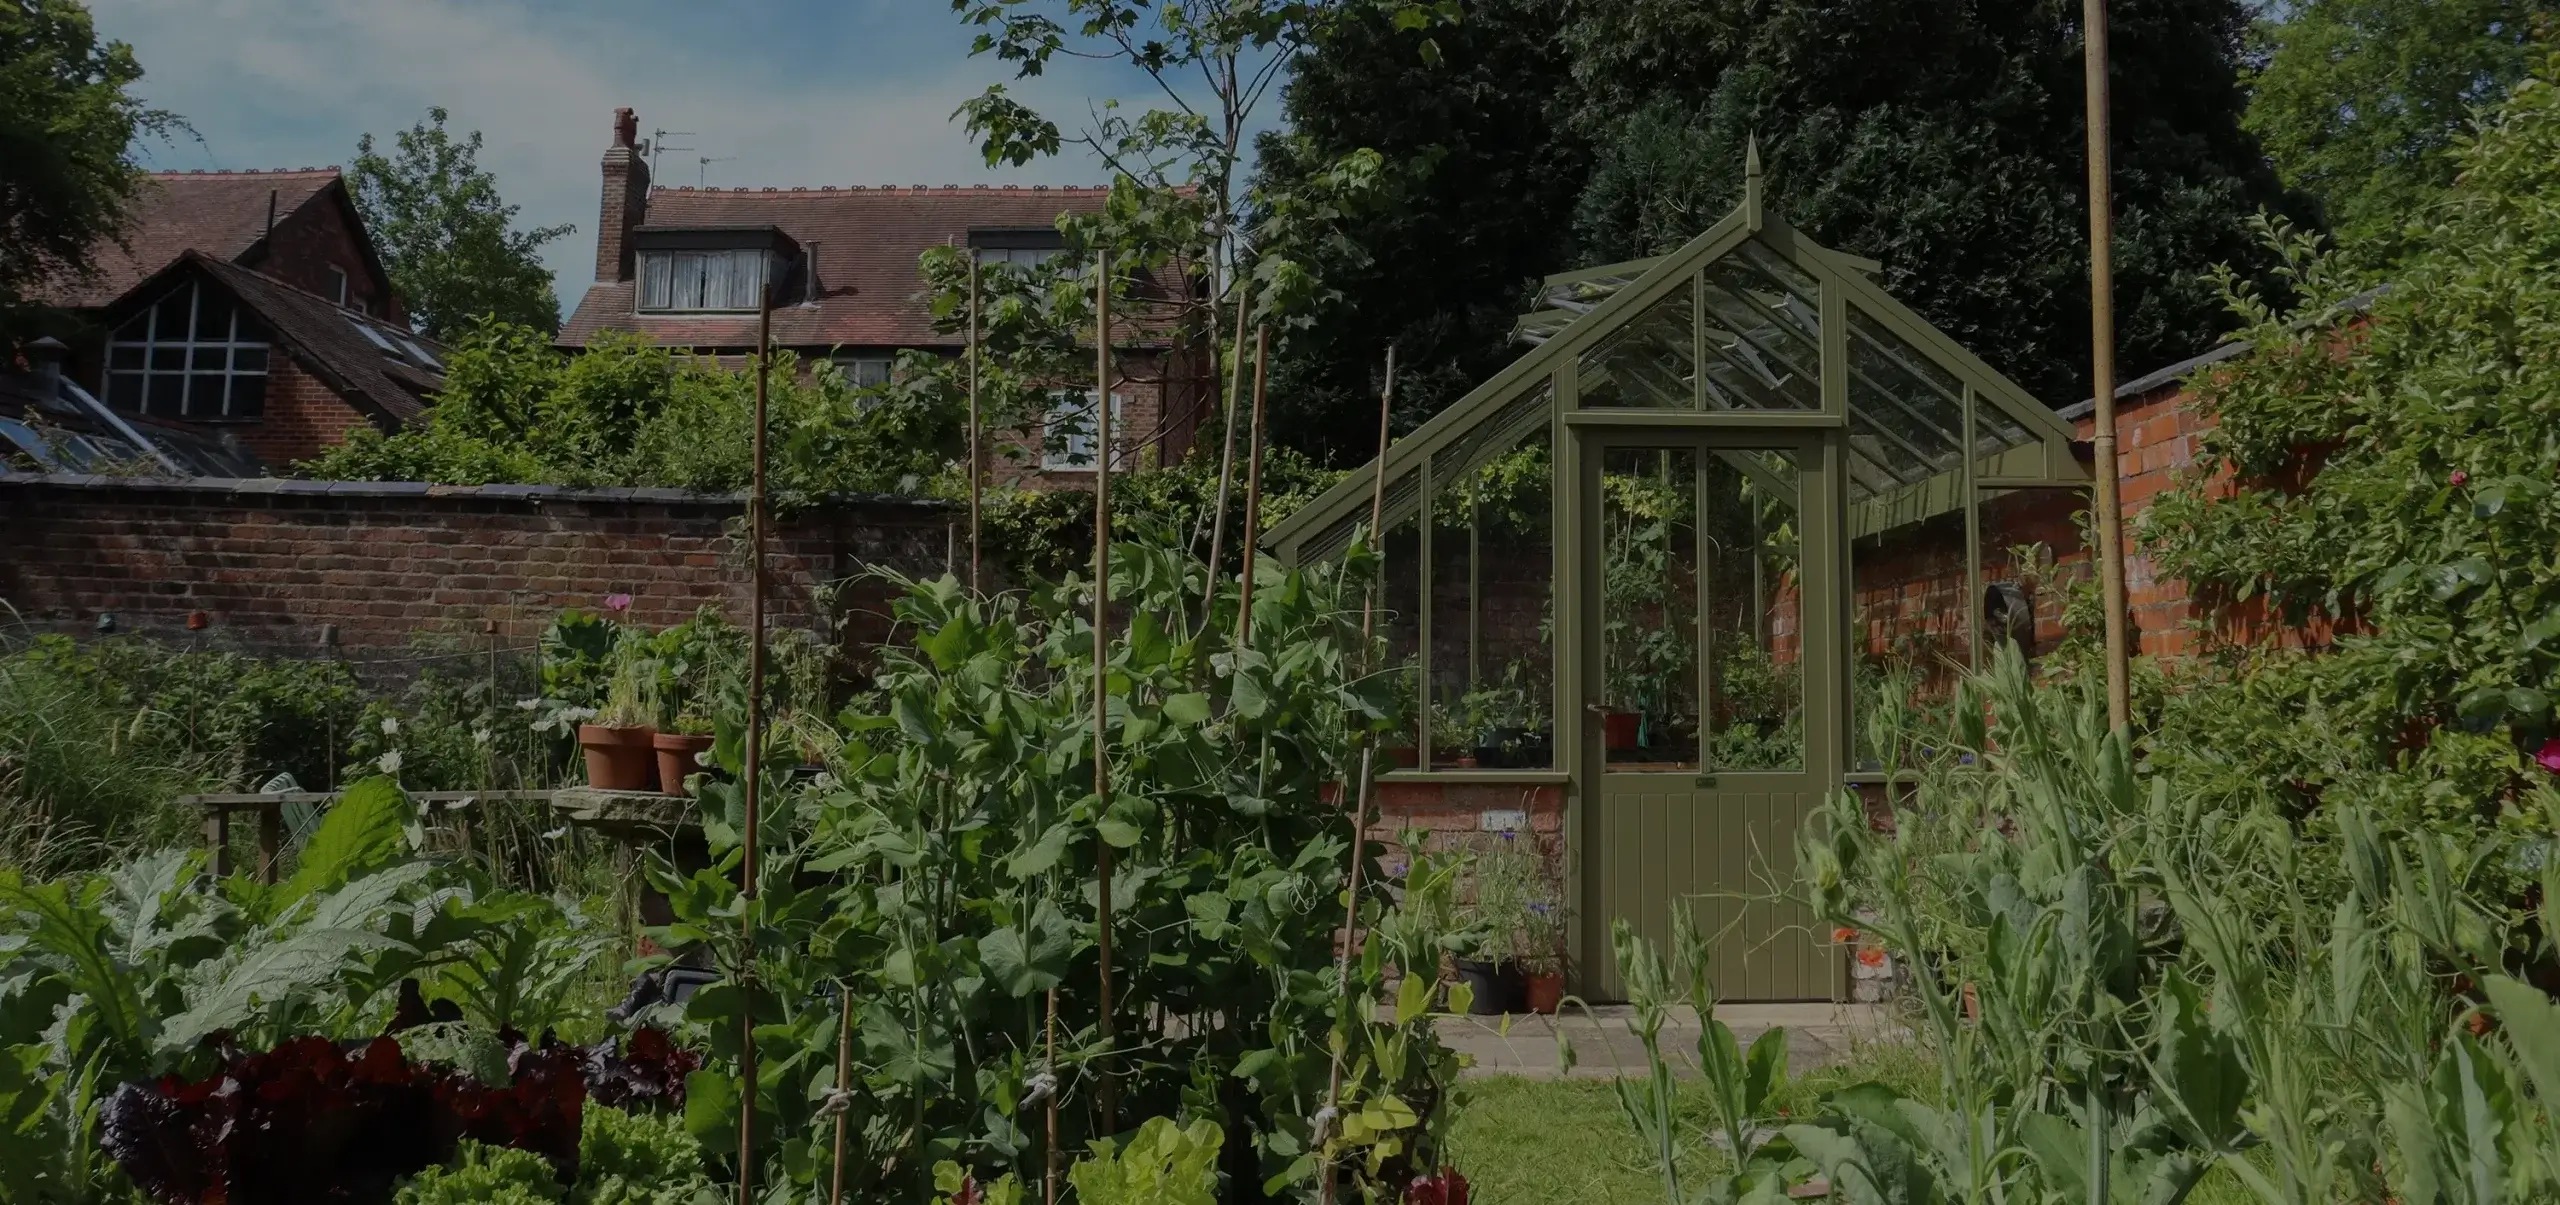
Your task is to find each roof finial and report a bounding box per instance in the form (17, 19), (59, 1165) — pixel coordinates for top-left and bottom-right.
(1743, 134), (1764, 231)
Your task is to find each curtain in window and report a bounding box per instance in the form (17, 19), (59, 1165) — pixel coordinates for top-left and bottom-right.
(639, 249), (765, 311)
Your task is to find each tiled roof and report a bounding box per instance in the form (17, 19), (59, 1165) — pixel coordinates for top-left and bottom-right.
(562, 185), (1180, 350)
(116, 252), (446, 427)
(37, 169), (344, 309)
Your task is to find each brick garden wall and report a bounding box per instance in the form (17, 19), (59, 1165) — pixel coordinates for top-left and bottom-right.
(0, 475), (957, 664)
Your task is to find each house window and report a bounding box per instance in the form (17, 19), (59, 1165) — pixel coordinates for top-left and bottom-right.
(104, 281), (271, 421)
(637, 248), (767, 312)
(1043, 389), (1127, 471)
(838, 356), (894, 388)
(328, 265), (350, 307)
(976, 245), (1068, 272)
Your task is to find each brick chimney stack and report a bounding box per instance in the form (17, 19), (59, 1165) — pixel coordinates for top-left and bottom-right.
(594, 108), (650, 283)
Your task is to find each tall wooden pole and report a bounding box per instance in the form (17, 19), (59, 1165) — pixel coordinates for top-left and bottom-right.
(968, 255), (984, 594)
(2083, 0), (2132, 730)
(828, 987), (853, 1205)
(737, 288), (771, 1205)
(1233, 328), (1272, 651)
(1200, 279), (1254, 630)
(1091, 245), (1118, 1137)
(1317, 345), (1395, 1205)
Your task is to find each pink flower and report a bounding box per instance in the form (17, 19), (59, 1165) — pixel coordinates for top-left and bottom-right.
(2451, 470), (2469, 486)
(2537, 738), (2560, 775)
(604, 592), (633, 613)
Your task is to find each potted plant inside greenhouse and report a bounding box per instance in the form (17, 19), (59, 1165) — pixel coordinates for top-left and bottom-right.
(578, 632), (659, 792)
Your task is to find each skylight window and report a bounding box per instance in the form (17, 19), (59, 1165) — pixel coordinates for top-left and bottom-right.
(349, 318), (401, 357)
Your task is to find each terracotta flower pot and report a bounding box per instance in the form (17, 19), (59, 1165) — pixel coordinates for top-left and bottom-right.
(652, 732), (715, 796)
(579, 724), (659, 792)
(1524, 970), (1565, 1015)
(1602, 711), (1642, 751)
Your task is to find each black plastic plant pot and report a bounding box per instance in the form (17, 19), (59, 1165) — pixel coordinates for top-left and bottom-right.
(1454, 959), (1525, 1015)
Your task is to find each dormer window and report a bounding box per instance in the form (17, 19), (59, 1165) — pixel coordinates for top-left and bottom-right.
(970, 228), (1072, 274)
(329, 265), (350, 307)
(638, 248), (767, 312)
(632, 226), (792, 314)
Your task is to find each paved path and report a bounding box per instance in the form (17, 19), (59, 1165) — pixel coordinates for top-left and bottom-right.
(1434, 1003), (1910, 1079)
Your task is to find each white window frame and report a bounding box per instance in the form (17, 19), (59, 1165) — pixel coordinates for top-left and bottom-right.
(1042, 389), (1128, 472)
(636, 248), (769, 313)
(328, 265), (350, 307)
(838, 356), (895, 388)
(104, 280), (271, 422)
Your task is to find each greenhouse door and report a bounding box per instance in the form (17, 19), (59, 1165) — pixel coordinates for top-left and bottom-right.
(1575, 430), (1842, 1002)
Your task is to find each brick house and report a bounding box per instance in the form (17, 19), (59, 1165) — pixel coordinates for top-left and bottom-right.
(19, 168), (442, 472)
(560, 109), (1212, 487)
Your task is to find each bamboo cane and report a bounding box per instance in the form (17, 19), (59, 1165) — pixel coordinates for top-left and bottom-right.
(737, 287), (772, 1205)
(1092, 245), (1118, 1138)
(1043, 985), (1061, 1205)
(1233, 328), (1272, 651)
(968, 255), (984, 595)
(829, 986), (853, 1205)
(2083, 0), (2132, 730)
(1200, 279), (1254, 630)
(1316, 346), (1395, 1205)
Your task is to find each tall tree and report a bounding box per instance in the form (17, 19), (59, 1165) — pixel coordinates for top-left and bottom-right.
(0, 0), (179, 339)
(1562, 0), (2299, 405)
(1256, 0), (1589, 463)
(349, 108), (570, 339)
(2244, 0), (2552, 264)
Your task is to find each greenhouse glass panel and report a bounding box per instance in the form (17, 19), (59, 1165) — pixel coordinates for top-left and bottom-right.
(1696, 243), (1822, 411)
(1379, 505), (1424, 770)
(1577, 281), (1697, 409)
(1600, 445), (1702, 768)
(1705, 451), (1804, 771)
(1425, 406), (1555, 770)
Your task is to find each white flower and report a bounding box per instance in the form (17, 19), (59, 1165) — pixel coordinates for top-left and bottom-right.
(375, 749), (404, 775)
(379, 716), (400, 736)
(471, 726), (493, 746)
(541, 826), (569, 840)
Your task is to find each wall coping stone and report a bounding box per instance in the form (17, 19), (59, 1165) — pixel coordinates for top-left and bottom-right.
(0, 472), (953, 515)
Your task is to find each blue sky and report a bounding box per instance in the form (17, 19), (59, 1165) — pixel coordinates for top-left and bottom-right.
(90, 0), (1240, 312)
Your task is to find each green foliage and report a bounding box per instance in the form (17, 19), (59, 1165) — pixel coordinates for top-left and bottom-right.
(572, 1104), (718, 1205)
(350, 106), (572, 338)
(979, 446), (1345, 581)
(1257, 0), (1590, 462)
(298, 324), (963, 506)
(643, 530), (1464, 1200)
(1560, 0), (2294, 405)
(1067, 1116), (1224, 1205)
(2145, 51), (2560, 824)
(394, 1139), (564, 1205)
(0, 0), (183, 339)
(2244, 0), (2550, 266)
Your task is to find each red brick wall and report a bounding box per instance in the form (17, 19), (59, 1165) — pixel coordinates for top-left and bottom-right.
(0, 477), (955, 658)
(223, 356), (379, 469)
(250, 188), (401, 323)
(1372, 780), (1566, 869)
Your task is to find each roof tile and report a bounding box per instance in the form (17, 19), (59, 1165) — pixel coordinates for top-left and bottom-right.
(38, 170), (342, 309)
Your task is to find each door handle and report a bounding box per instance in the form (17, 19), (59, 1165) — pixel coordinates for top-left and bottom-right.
(1693, 774), (1718, 788)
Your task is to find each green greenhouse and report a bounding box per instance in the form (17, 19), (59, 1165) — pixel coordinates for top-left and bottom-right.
(1263, 152), (2094, 1000)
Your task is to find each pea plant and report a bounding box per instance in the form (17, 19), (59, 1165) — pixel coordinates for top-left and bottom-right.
(649, 532), (1470, 1202)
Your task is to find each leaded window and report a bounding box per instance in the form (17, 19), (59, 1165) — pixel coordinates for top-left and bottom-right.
(104, 281), (271, 420)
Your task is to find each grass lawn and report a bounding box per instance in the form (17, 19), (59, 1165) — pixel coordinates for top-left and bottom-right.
(1444, 1038), (2257, 1204)
(1444, 1038), (1937, 1203)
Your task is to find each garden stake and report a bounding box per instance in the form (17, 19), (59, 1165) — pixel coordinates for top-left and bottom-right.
(737, 288), (772, 1205)
(1092, 245), (1118, 1137)
(829, 985), (852, 1205)
(1200, 275), (1254, 631)
(1044, 985), (1060, 1205)
(1233, 326), (1271, 650)
(968, 254), (983, 594)
(2082, 0), (2133, 730)
(1317, 343), (1395, 1205)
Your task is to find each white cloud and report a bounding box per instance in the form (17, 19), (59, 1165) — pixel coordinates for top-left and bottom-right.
(91, 0), (1130, 311)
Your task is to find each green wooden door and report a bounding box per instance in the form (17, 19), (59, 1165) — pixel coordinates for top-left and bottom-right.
(1575, 429), (1843, 1002)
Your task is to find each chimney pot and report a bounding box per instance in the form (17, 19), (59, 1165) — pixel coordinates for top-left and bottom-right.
(613, 107), (638, 149)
